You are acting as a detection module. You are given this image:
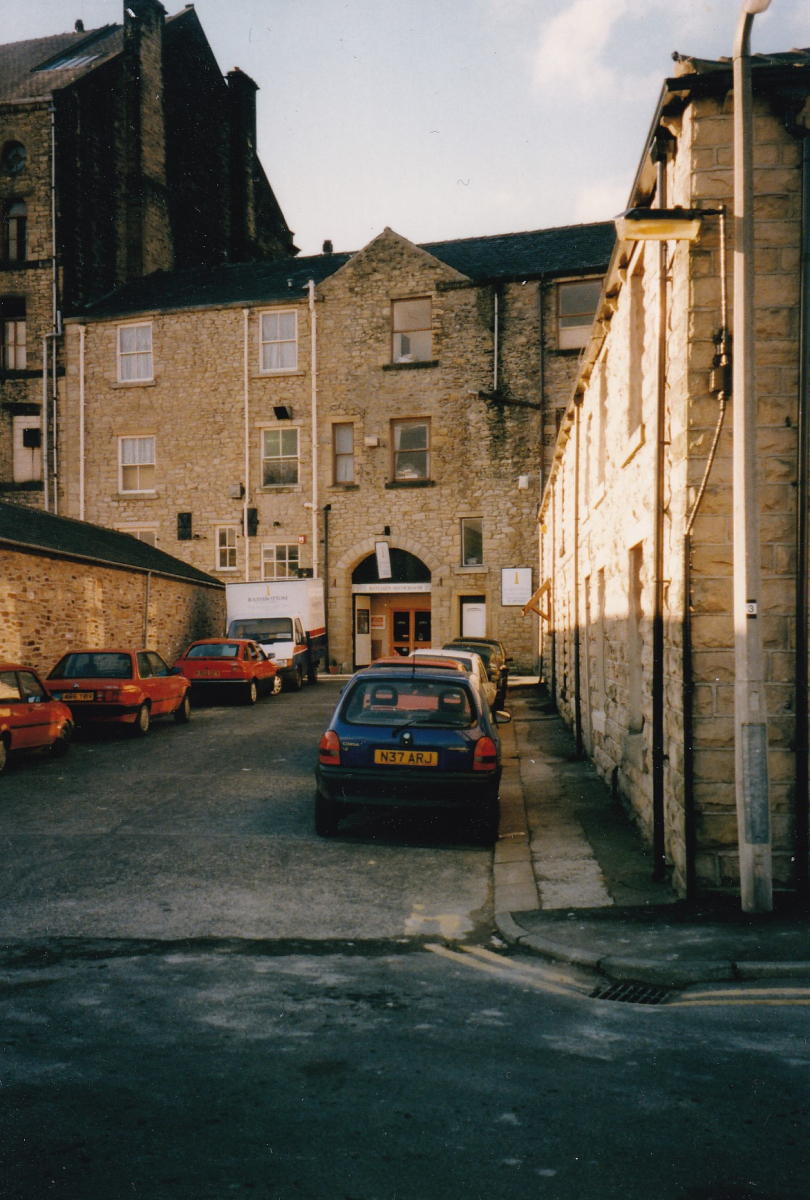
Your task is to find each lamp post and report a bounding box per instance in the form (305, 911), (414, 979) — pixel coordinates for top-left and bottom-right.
(733, 0), (772, 913)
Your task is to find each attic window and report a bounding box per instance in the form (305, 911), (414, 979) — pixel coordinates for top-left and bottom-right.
(557, 279), (603, 350)
(35, 51), (100, 72)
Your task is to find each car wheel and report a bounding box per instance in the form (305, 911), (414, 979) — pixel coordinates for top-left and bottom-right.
(52, 722), (72, 758)
(314, 792), (340, 837)
(289, 666), (303, 692)
(244, 679), (259, 706)
(0, 737), (8, 775)
(270, 674), (283, 697)
(133, 703), (151, 737)
(471, 804), (500, 846)
(174, 693), (191, 724)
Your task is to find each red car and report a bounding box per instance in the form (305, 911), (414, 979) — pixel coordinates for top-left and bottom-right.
(0, 663), (73, 774)
(46, 649), (191, 736)
(174, 639), (281, 705)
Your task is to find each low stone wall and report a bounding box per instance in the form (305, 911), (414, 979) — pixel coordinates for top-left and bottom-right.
(0, 546), (224, 675)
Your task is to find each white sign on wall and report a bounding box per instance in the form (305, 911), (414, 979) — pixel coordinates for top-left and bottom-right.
(501, 567), (533, 606)
(375, 540), (392, 580)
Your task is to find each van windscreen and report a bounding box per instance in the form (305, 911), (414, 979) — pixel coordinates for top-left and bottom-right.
(228, 618), (294, 642)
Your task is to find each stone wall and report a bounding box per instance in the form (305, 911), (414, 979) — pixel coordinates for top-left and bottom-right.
(0, 545), (224, 675)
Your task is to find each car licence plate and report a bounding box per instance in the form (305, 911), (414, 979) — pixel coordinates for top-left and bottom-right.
(69, 692), (95, 701)
(374, 749), (438, 767)
(195, 670), (221, 678)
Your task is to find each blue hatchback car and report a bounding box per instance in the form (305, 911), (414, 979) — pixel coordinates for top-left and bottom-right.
(314, 662), (510, 842)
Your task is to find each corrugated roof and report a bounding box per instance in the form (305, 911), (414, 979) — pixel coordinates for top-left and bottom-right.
(0, 25), (123, 104)
(0, 500), (222, 587)
(73, 222), (615, 320)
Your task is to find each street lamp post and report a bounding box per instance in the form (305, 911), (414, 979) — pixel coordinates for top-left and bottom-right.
(733, 0), (773, 913)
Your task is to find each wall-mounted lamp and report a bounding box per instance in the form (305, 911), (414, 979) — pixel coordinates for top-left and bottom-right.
(273, 405), (294, 420)
(614, 206), (709, 242)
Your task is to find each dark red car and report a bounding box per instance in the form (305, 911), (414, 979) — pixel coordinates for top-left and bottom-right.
(0, 663), (73, 773)
(46, 649), (191, 736)
(174, 639), (281, 705)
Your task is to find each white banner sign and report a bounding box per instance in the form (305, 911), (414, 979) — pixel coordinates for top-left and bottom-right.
(501, 567), (533, 606)
(352, 583), (431, 594)
(375, 541), (392, 580)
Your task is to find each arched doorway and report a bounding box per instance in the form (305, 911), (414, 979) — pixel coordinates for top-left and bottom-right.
(352, 548), (431, 665)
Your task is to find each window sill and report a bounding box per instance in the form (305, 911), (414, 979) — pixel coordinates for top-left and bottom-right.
(328, 483), (359, 490)
(385, 479), (436, 489)
(382, 360), (439, 372)
(621, 424), (646, 468)
(117, 491), (157, 499)
(553, 346), (586, 357)
(260, 484), (303, 493)
(454, 564), (488, 574)
(253, 369), (305, 379)
(111, 379), (157, 389)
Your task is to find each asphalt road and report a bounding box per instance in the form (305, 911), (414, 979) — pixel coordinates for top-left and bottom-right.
(0, 682), (808, 1199)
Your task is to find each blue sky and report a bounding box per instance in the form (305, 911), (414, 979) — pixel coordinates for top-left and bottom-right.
(5, 1), (808, 254)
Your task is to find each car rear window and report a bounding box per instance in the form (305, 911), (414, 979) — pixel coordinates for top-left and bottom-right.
(342, 679), (475, 727)
(49, 653), (133, 679)
(185, 643), (241, 659)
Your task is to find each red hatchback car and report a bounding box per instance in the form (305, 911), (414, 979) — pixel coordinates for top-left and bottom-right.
(0, 663), (73, 774)
(174, 639), (281, 705)
(46, 649), (191, 736)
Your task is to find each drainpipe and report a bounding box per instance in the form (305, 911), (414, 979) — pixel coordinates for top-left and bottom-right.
(309, 280), (319, 578)
(550, 485), (557, 704)
(651, 136), (671, 882)
(323, 503), (331, 667)
(50, 102), (61, 514)
(78, 324), (86, 520)
(243, 308), (250, 582)
(493, 285), (500, 393)
(143, 571), (151, 645)
(573, 394), (583, 756)
(683, 209), (730, 900)
(538, 276), (546, 492)
(42, 338), (49, 510)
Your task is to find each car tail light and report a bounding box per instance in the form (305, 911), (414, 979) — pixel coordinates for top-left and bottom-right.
(101, 688), (122, 702)
(473, 736), (498, 772)
(319, 730), (341, 765)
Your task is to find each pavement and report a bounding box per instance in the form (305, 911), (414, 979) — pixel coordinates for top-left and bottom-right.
(493, 681), (810, 987)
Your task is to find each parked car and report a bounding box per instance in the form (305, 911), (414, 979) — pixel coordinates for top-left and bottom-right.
(411, 647), (497, 709)
(0, 663), (73, 773)
(174, 639), (281, 704)
(444, 638), (511, 708)
(314, 661), (510, 842)
(46, 649), (191, 735)
(364, 655), (466, 674)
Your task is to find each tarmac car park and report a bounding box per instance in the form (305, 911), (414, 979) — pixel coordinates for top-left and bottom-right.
(46, 649), (191, 736)
(315, 659), (510, 843)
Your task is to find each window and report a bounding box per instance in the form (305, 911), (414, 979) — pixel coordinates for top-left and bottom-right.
(119, 436), (155, 493)
(117, 526), (157, 546)
(177, 512), (192, 540)
(118, 323), (153, 382)
(12, 416), (40, 483)
(557, 279), (602, 350)
(1, 142), (26, 176)
(461, 518), (483, 566)
(4, 201), (26, 261)
(260, 310), (297, 372)
(216, 525), (238, 570)
(392, 419), (429, 481)
(262, 427), (299, 487)
(2, 302), (26, 369)
(262, 543), (299, 580)
(333, 423), (354, 483)
(392, 298), (432, 363)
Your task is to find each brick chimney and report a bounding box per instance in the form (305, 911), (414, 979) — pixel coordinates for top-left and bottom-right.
(227, 68), (259, 262)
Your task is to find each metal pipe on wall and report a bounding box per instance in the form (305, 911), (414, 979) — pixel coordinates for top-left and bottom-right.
(573, 395), (583, 757)
(243, 308), (250, 582)
(42, 338), (49, 510)
(309, 281), (319, 578)
(794, 131), (810, 900)
(78, 325), (86, 520)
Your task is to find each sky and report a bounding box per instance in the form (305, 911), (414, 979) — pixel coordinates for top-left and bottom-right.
(3, 1), (809, 255)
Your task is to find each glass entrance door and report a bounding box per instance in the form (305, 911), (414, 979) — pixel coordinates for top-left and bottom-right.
(391, 609), (431, 655)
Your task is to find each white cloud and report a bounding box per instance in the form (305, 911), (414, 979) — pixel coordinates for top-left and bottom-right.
(573, 175), (630, 224)
(533, 0), (629, 98)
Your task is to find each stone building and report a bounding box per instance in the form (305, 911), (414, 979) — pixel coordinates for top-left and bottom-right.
(58, 221), (613, 674)
(0, 499), (224, 676)
(0, 0), (295, 511)
(537, 50), (810, 897)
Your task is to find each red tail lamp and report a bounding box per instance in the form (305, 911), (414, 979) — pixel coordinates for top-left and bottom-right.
(473, 736), (497, 772)
(319, 730), (341, 765)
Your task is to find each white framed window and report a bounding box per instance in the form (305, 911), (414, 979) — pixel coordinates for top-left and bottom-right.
(3, 317), (26, 369)
(262, 427), (299, 487)
(392, 418), (430, 481)
(116, 525), (157, 547)
(333, 422), (354, 483)
(461, 517), (483, 566)
(260, 310), (297, 372)
(392, 298), (432, 363)
(118, 323), (153, 382)
(119, 436), (156, 493)
(557, 279), (602, 350)
(216, 525), (238, 571)
(262, 543), (299, 580)
(4, 201), (27, 262)
(12, 416), (40, 483)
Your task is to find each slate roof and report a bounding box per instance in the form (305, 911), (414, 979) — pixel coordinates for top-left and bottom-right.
(74, 222), (615, 321)
(0, 25), (123, 104)
(0, 501), (222, 587)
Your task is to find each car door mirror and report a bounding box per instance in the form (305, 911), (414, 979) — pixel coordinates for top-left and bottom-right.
(170, 666), (183, 676)
(494, 710), (511, 724)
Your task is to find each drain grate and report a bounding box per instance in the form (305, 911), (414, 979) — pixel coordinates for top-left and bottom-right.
(590, 981), (672, 1005)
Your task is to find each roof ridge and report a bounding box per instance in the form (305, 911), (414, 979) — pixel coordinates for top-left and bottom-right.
(420, 220), (614, 249)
